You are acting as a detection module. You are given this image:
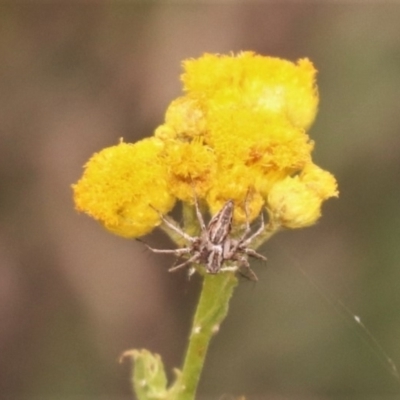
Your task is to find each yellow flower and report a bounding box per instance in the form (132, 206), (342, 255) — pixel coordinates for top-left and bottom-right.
(206, 164), (264, 224)
(162, 139), (216, 203)
(266, 164), (338, 229)
(156, 52), (320, 218)
(155, 96), (207, 142)
(73, 138), (176, 238)
(182, 52), (318, 129)
(207, 109), (313, 178)
(73, 52), (337, 242)
(300, 163), (339, 199)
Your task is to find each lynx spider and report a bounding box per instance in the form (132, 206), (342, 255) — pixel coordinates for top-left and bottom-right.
(143, 194), (267, 281)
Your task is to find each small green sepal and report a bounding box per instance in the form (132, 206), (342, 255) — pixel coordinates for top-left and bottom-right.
(121, 349), (169, 400)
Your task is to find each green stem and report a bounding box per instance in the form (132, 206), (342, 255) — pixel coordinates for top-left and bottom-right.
(130, 205), (280, 400)
(174, 273), (238, 400)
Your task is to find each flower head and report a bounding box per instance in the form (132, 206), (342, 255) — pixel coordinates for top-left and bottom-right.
(155, 96), (207, 142)
(73, 52), (337, 239)
(73, 138), (175, 238)
(182, 52), (318, 129)
(162, 139), (216, 203)
(267, 163), (338, 229)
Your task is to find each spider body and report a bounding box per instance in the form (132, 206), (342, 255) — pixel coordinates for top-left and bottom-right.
(143, 197), (266, 281)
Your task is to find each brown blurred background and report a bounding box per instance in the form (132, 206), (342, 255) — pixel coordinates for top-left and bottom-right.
(1, 3), (400, 400)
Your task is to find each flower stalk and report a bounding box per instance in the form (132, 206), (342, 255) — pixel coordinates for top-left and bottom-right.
(175, 273), (238, 400)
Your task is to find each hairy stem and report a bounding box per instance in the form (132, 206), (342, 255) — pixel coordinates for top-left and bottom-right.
(174, 273), (238, 400)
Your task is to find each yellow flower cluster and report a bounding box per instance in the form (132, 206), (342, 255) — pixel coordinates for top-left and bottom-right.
(73, 139), (175, 238)
(73, 52), (338, 238)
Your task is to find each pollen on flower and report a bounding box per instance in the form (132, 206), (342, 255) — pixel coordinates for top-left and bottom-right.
(162, 140), (216, 203)
(73, 138), (176, 238)
(207, 109), (313, 175)
(206, 164), (264, 224)
(181, 52), (318, 129)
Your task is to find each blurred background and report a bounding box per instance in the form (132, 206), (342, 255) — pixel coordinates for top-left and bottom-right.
(1, 3), (400, 400)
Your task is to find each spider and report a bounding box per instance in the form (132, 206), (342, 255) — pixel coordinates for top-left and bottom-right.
(142, 195), (267, 281)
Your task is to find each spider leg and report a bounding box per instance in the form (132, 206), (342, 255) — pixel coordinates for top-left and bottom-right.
(228, 193), (253, 255)
(138, 239), (191, 256)
(192, 188), (207, 232)
(236, 256), (259, 282)
(238, 267), (258, 282)
(150, 205), (196, 243)
(240, 211), (265, 247)
(235, 189), (254, 244)
(168, 252), (201, 272)
(242, 191), (252, 236)
(243, 247), (267, 262)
